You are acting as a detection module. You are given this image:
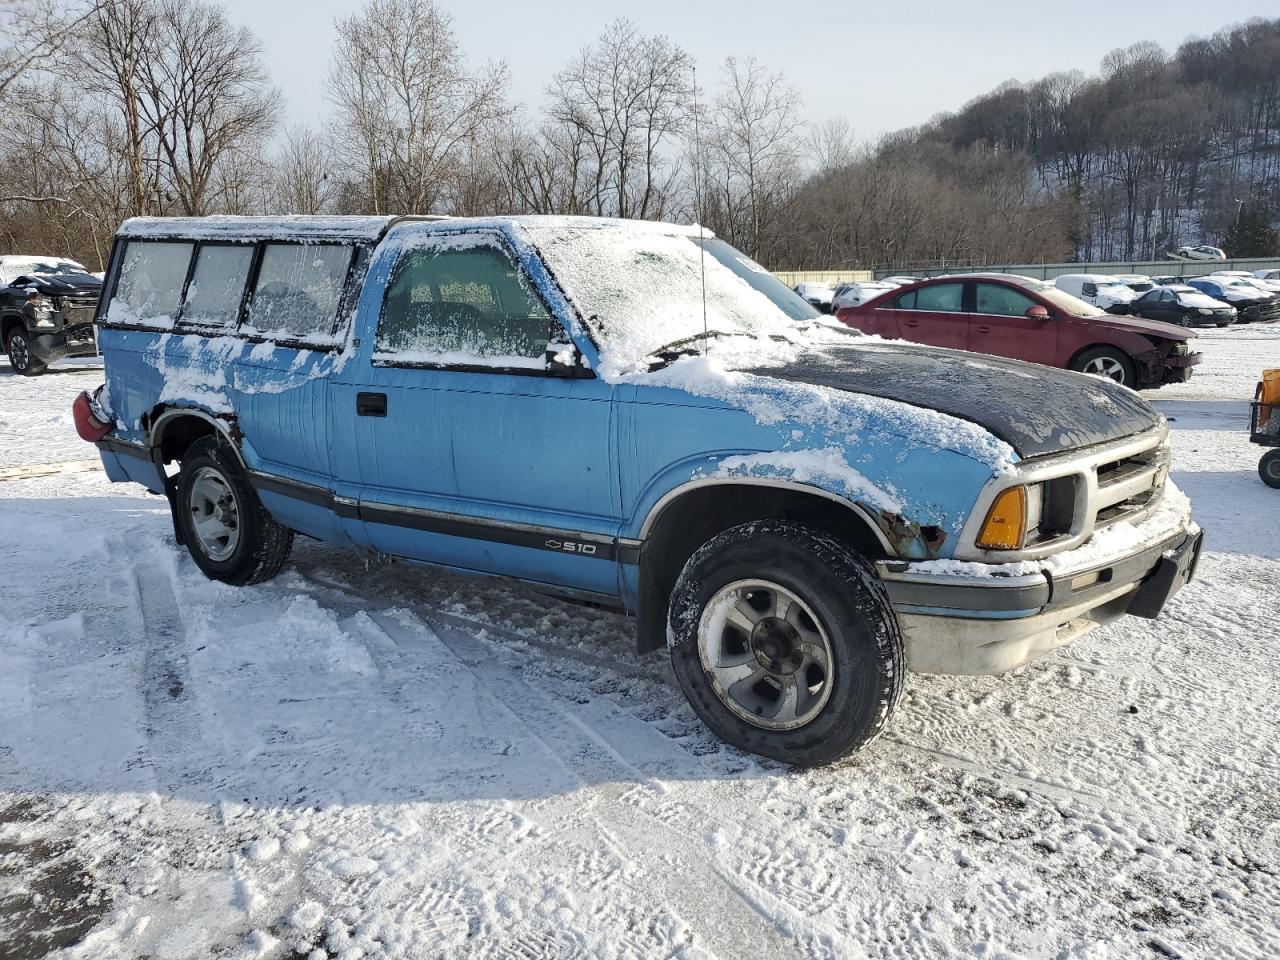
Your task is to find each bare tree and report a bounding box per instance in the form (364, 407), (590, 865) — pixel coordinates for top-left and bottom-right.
(0, 0), (115, 101)
(806, 117), (856, 174)
(546, 19), (692, 219)
(273, 125), (333, 214)
(72, 0), (276, 217)
(704, 56), (803, 261)
(327, 0), (509, 214)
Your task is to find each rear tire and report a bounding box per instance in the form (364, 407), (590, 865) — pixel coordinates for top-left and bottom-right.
(1260, 449), (1280, 489)
(667, 520), (904, 767)
(1071, 346), (1136, 388)
(5, 328), (46, 376)
(174, 437), (293, 584)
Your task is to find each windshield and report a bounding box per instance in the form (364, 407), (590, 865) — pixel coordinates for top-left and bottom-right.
(522, 220), (818, 377)
(1033, 284), (1106, 317)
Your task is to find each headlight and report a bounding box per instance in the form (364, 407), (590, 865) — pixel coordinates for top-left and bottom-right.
(1198, 308), (1211, 315)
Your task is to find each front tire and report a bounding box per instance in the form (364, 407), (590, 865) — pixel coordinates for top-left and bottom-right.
(1071, 346), (1136, 388)
(667, 520), (904, 766)
(175, 437), (294, 584)
(5, 328), (46, 376)
(1260, 449), (1280, 489)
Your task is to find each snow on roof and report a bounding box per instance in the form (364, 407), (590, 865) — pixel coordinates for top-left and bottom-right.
(117, 215), (406, 242)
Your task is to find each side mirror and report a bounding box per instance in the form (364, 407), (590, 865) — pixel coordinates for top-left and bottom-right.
(1025, 305), (1051, 320)
(545, 341), (589, 378)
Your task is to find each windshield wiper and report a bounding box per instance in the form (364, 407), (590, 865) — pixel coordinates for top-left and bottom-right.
(646, 330), (737, 364)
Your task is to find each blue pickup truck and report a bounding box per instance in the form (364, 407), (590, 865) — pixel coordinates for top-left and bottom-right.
(76, 215), (1202, 765)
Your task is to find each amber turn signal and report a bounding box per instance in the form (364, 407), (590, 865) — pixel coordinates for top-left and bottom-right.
(976, 485), (1027, 550)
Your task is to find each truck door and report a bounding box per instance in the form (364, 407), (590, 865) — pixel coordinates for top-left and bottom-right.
(329, 229), (622, 598)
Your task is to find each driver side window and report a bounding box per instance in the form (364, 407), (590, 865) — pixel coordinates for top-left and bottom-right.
(376, 238), (552, 367)
(974, 283), (1036, 317)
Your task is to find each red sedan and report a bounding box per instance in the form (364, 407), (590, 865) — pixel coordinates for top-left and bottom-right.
(835, 273), (1201, 390)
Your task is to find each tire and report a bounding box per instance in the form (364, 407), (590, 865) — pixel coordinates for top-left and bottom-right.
(1260, 449), (1280, 489)
(174, 436), (294, 585)
(5, 327), (46, 376)
(1071, 346), (1135, 388)
(667, 520), (904, 767)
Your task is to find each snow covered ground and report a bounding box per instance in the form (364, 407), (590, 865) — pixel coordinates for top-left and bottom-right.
(1, 328), (1278, 960)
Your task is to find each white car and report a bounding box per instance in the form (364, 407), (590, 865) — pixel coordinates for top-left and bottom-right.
(831, 281), (898, 311)
(1053, 274), (1138, 314)
(0, 255), (91, 284)
(1170, 245), (1227, 261)
(1253, 269), (1280, 282)
(1112, 274), (1156, 294)
(793, 282), (835, 313)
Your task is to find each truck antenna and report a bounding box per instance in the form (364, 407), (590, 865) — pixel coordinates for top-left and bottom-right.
(691, 63), (709, 355)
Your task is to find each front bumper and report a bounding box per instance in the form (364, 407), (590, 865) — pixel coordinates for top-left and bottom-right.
(32, 324), (97, 360)
(879, 527), (1203, 675)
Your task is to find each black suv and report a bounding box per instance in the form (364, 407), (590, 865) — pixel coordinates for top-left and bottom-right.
(1, 262), (101, 375)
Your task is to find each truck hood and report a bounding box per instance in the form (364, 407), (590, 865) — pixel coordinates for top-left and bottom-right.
(750, 341), (1162, 460)
(13, 273), (101, 295)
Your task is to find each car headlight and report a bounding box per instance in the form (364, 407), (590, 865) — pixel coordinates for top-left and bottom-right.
(1198, 308), (1211, 315)
(30, 296), (55, 327)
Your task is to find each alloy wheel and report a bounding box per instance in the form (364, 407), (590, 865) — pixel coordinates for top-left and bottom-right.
(1082, 355), (1126, 383)
(697, 580), (835, 731)
(188, 466), (241, 561)
(7, 333), (29, 371)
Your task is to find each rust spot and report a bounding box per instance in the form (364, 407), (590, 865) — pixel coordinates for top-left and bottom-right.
(877, 513), (947, 559)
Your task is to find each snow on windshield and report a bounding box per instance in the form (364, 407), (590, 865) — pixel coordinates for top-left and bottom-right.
(520, 220), (803, 380)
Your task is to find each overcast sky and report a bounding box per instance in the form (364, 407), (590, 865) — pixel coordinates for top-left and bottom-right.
(220, 0), (1269, 140)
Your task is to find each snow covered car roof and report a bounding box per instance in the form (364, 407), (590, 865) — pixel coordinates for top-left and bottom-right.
(117, 215), (424, 242)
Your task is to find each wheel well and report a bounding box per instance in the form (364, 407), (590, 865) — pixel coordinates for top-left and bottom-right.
(1067, 343), (1130, 369)
(151, 413), (223, 467)
(634, 484), (887, 654)
(1, 314), (24, 342)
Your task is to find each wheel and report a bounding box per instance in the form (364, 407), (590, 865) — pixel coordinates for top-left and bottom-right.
(175, 437), (294, 584)
(1071, 346), (1135, 388)
(667, 520), (904, 766)
(5, 328), (46, 376)
(1260, 449), (1280, 489)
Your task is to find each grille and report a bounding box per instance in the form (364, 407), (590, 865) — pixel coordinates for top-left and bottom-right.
(1093, 443), (1168, 529)
(62, 295), (99, 324)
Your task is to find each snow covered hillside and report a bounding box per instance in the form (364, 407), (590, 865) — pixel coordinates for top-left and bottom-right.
(1, 329), (1278, 959)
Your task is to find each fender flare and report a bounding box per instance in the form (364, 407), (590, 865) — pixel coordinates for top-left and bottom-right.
(635, 475), (896, 555)
(147, 406), (247, 468)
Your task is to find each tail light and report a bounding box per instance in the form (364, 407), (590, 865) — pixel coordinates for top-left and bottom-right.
(73, 390), (113, 442)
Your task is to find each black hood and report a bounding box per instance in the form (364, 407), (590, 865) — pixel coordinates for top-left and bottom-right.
(749, 341), (1162, 459)
(12, 272), (101, 295)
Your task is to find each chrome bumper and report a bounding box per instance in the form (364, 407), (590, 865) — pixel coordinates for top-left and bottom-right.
(878, 527), (1202, 675)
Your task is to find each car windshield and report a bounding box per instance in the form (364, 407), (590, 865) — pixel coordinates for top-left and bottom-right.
(521, 221), (820, 377)
(1030, 284), (1106, 317)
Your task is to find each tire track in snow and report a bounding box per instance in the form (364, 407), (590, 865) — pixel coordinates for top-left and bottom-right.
(369, 608), (799, 959)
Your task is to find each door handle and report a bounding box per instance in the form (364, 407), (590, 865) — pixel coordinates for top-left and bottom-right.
(976, 325), (991, 334)
(904, 319), (921, 327)
(356, 392), (387, 417)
